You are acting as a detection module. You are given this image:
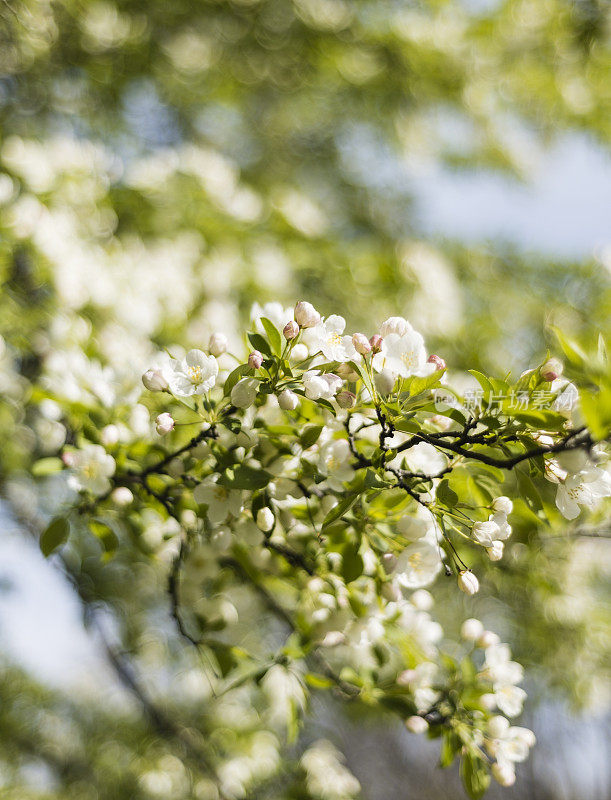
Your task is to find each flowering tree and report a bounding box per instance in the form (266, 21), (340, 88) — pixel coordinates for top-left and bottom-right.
(27, 301), (609, 799)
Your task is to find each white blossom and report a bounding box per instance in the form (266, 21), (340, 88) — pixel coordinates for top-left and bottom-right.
(278, 388), (299, 410)
(394, 541), (442, 589)
(303, 370), (343, 401)
(555, 467), (611, 520)
(304, 315), (357, 362)
(372, 330), (435, 379)
(492, 496), (513, 515)
(486, 540), (504, 561)
(68, 444), (116, 495)
(194, 476), (243, 524)
(168, 349), (218, 396)
(472, 520), (501, 547)
(317, 439), (353, 490)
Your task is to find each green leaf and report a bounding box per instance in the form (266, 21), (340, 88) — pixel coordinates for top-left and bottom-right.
(405, 371), (444, 397)
(223, 364), (251, 397)
(40, 517), (70, 557)
(32, 457), (64, 477)
(550, 326), (587, 367)
(460, 753), (490, 800)
(440, 731), (460, 768)
(221, 465), (273, 490)
(340, 541), (363, 583)
(247, 332), (271, 356)
(89, 519), (120, 555)
(437, 479), (458, 508)
(321, 494), (358, 531)
(300, 425), (323, 449)
(304, 672), (334, 689)
(468, 370), (494, 396)
(260, 317), (283, 356)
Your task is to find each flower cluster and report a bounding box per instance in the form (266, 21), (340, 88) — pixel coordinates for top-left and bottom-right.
(31, 300), (609, 799)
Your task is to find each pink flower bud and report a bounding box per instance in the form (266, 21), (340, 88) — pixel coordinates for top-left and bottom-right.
(248, 350), (264, 370)
(540, 357), (563, 382)
(405, 716), (429, 734)
(155, 412), (175, 436)
(352, 332), (371, 355)
(294, 301), (320, 328)
(427, 354), (446, 371)
(61, 451), (76, 467)
(336, 390), (356, 409)
(369, 334), (383, 353)
(283, 320), (299, 340)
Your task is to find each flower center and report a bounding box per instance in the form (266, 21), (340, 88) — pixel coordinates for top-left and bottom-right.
(408, 552), (422, 569)
(401, 351), (416, 368)
(213, 486), (227, 501)
(187, 365), (202, 384)
(327, 332), (343, 347)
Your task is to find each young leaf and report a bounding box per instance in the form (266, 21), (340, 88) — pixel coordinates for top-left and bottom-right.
(321, 493), (358, 531)
(40, 517), (70, 557)
(300, 425), (323, 449)
(260, 317), (283, 356)
(460, 753), (491, 800)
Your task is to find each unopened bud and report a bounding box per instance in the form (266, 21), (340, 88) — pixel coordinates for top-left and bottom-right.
(396, 669), (417, 687)
(278, 389), (299, 410)
(352, 332), (371, 355)
(477, 630), (500, 649)
(142, 368), (168, 392)
(231, 377), (258, 409)
(492, 762), (516, 787)
(283, 320), (299, 340)
(290, 343), (309, 362)
(382, 552), (397, 573)
(540, 357), (563, 382)
(294, 301), (320, 328)
(457, 570), (479, 595)
(111, 486), (133, 506)
(100, 424), (120, 446)
(405, 716), (429, 734)
(336, 390), (356, 409)
(369, 334), (383, 353)
(427, 354), (446, 371)
(488, 715), (510, 739)
(155, 412), (175, 436)
(410, 589), (433, 611)
(374, 368), (396, 395)
(248, 350), (264, 370)
(336, 363), (359, 381)
(461, 618), (484, 641)
(208, 332), (227, 356)
(256, 507), (275, 532)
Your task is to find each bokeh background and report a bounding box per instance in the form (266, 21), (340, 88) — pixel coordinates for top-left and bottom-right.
(0, 1), (609, 798)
